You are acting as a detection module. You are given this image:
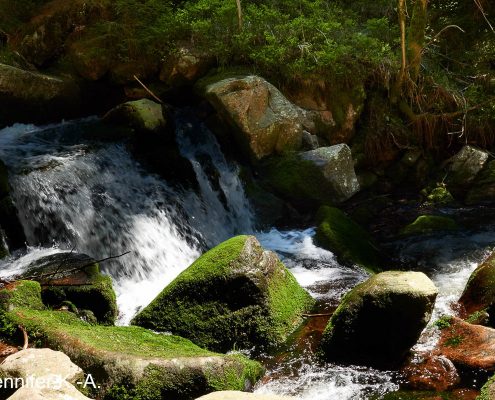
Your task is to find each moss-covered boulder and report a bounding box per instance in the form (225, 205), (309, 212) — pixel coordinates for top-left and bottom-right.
(315, 206), (384, 274)
(0, 282), (263, 400)
(459, 253), (495, 327)
(160, 45), (215, 86)
(478, 374), (495, 400)
(18, 253), (117, 325)
(0, 63), (81, 127)
(320, 271), (438, 367)
(103, 99), (167, 134)
(400, 215), (459, 236)
(260, 145), (360, 208)
(132, 235), (314, 353)
(198, 74), (304, 161)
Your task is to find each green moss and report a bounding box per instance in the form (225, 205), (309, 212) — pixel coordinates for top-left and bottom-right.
(3, 307), (263, 399)
(434, 315), (453, 330)
(424, 185), (455, 206)
(477, 374), (495, 400)
(444, 334), (464, 347)
(400, 215), (459, 236)
(314, 206), (384, 274)
(0, 280), (45, 311)
(260, 154), (342, 208)
(465, 309), (489, 325)
(133, 235), (313, 353)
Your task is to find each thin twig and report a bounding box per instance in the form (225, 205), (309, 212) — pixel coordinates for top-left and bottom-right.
(133, 75), (163, 104)
(19, 326), (28, 350)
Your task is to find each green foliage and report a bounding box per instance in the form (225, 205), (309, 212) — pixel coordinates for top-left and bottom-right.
(400, 215), (459, 236)
(434, 315), (453, 330)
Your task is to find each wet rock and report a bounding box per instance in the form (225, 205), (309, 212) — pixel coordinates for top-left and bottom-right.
(459, 253), (495, 327)
(132, 235), (314, 353)
(103, 99), (167, 134)
(1, 348), (83, 384)
(0, 63), (80, 126)
(160, 46), (215, 86)
(260, 144), (360, 208)
(19, 253), (117, 324)
(400, 215), (459, 236)
(400, 353), (460, 391)
(301, 130), (319, 150)
(479, 374), (495, 400)
(320, 271), (438, 368)
(446, 145), (489, 190)
(438, 317), (495, 371)
(315, 206), (384, 274)
(198, 74), (304, 161)
(196, 392), (293, 400)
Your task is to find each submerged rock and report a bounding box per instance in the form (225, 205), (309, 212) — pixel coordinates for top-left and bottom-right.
(0, 281), (263, 399)
(459, 253), (495, 327)
(0, 63), (80, 127)
(320, 271), (438, 367)
(132, 235), (314, 352)
(400, 353), (460, 391)
(199, 74), (304, 161)
(19, 253), (117, 325)
(260, 144), (359, 207)
(437, 317), (495, 371)
(314, 206), (384, 274)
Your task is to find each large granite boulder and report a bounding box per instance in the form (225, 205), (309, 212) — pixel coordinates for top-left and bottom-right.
(260, 144), (359, 207)
(199, 75), (304, 161)
(132, 235), (314, 353)
(0, 63), (80, 126)
(7, 380), (91, 400)
(314, 206), (384, 274)
(320, 271), (438, 367)
(446, 145), (490, 192)
(160, 46), (215, 86)
(18, 253), (117, 325)
(0, 281), (263, 399)
(459, 253), (495, 327)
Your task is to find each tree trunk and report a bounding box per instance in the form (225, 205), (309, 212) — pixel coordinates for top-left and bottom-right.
(236, 0), (243, 31)
(392, 0), (408, 103)
(408, 0), (428, 82)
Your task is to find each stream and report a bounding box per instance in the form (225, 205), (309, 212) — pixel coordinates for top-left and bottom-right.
(0, 114), (494, 399)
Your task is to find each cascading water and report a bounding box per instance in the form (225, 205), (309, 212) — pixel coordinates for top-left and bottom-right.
(0, 113), (254, 324)
(1, 113), (495, 399)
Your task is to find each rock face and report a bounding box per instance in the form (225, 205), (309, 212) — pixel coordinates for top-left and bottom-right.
(19, 253), (117, 324)
(160, 46), (214, 86)
(400, 353), (460, 391)
(1, 348), (83, 384)
(196, 392), (292, 400)
(200, 75), (304, 161)
(320, 271), (438, 367)
(261, 144), (359, 207)
(0, 281), (263, 399)
(459, 253), (495, 327)
(8, 380), (91, 400)
(466, 160), (495, 205)
(315, 206), (384, 274)
(103, 99), (167, 134)
(446, 145), (489, 189)
(132, 235), (314, 352)
(438, 317), (495, 371)
(0, 63), (80, 126)
(479, 375), (495, 400)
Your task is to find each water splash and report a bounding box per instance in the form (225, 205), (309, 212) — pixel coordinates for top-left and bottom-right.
(0, 114), (254, 324)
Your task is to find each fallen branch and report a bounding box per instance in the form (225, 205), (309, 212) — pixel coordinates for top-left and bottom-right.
(19, 251), (131, 282)
(19, 325), (28, 350)
(133, 75), (163, 104)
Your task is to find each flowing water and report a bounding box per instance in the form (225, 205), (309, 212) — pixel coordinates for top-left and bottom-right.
(0, 114), (494, 399)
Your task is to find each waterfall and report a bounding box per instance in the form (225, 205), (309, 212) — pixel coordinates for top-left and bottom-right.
(0, 112), (254, 324)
